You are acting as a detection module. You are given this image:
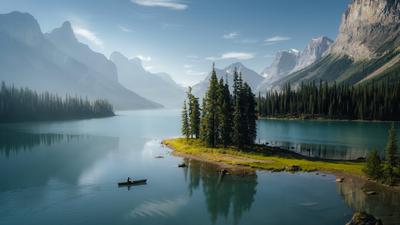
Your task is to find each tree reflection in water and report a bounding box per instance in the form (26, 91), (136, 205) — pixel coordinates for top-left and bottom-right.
(0, 129), (81, 157)
(337, 176), (400, 225)
(183, 159), (257, 225)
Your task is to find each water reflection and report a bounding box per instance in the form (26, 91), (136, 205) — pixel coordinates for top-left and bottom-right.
(184, 160), (257, 225)
(0, 130), (78, 157)
(0, 131), (118, 190)
(261, 140), (369, 160)
(337, 177), (400, 225)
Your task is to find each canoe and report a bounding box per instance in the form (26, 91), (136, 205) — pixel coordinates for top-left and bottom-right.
(118, 179), (147, 186)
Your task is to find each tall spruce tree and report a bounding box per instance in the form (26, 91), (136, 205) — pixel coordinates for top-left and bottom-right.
(187, 87), (201, 138)
(244, 82), (257, 145)
(181, 100), (190, 140)
(233, 71), (245, 148)
(386, 123), (398, 167)
(202, 64), (220, 147)
(218, 77), (233, 147)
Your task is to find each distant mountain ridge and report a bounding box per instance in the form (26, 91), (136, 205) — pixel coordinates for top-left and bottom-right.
(110, 51), (184, 108)
(257, 37), (333, 93)
(192, 62), (264, 98)
(0, 11), (161, 110)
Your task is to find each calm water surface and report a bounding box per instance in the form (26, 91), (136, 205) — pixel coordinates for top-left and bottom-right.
(0, 109), (399, 225)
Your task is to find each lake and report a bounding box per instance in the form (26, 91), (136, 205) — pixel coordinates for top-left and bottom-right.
(0, 109), (399, 225)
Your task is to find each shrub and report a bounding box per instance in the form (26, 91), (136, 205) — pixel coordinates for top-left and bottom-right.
(363, 150), (382, 180)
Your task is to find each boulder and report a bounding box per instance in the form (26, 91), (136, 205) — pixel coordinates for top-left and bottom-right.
(346, 212), (382, 225)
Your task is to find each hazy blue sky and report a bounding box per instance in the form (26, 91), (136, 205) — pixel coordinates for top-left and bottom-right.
(1, 0), (350, 86)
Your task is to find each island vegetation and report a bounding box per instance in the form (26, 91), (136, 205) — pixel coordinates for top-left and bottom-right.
(364, 123), (400, 185)
(0, 82), (115, 122)
(166, 66), (400, 187)
(257, 79), (400, 121)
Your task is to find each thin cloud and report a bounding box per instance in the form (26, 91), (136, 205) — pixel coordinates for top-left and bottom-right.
(183, 64), (193, 69)
(161, 23), (183, 30)
(119, 25), (132, 33)
(265, 36), (291, 43)
(264, 54), (275, 58)
(223, 32), (239, 39)
(186, 69), (206, 76)
(131, 0), (188, 10)
(206, 52), (255, 61)
(72, 25), (104, 47)
(136, 55), (152, 62)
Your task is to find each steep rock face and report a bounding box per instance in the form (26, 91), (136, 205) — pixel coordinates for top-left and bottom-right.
(330, 0), (400, 60)
(0, 11), (44, 47)
(192, 62), (263, 98)
(46, 21), (118, 82)
(257, 50), (299, 93)
(110, 51), (184, 108)
(292, 36), (333, 72)
(269, 0), (400, 89)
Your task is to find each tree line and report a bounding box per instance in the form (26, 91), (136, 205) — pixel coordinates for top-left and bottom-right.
(257, 79), (400, 121)
(182, 65), (257, 149)
(364, 123), (399, 185)
(0, 82), (114, 122)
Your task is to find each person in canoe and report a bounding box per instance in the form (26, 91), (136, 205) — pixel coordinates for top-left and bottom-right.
(127, 177), (132, 183)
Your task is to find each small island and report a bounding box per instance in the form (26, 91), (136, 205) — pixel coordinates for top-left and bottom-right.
(165, 65), (400, 189)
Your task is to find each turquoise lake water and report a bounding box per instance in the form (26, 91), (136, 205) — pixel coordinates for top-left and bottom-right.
(0, 109), (399, 225)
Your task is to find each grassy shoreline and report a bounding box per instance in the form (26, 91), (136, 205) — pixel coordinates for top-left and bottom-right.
(163, 138), (365, 176)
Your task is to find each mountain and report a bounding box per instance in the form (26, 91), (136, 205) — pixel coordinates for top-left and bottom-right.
(257, 37), (333, 93)
(291, 36), (333, 72)
(110, 52), (185, 108)
(46, 21), (118, 82)
(271, 0), (400, 88)
(0, 11), (160, 110)
(257, 49), (300, 93)
(192, 62), (263, 98)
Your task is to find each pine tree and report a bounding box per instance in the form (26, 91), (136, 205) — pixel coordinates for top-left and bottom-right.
(363, 150), (382, 180)
(386, 123), (398, 167)
(202, 64), (220, 147)
(187, 87), (201, 138)
(244, 83), (257, 145)
(218, 78), (233, 147)
(181, 100), (190, 140)
(233, 71), (245, 148)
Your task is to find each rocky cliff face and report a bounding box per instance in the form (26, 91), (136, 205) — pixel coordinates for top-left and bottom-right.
(330, 0), (400, 60)
(261, 49), (299, 79)
(292, 36), (333, 72)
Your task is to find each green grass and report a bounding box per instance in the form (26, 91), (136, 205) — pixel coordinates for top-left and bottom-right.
(163, 138), (365, 176)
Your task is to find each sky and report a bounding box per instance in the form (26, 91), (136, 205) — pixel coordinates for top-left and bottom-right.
(1, 0), (350, 86)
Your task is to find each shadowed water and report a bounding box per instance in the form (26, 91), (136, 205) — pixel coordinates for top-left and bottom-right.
(257, 119), (400, 160)
(0, 109), (398, 225)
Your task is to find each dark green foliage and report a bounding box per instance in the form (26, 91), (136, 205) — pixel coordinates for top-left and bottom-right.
(363, 150), (382, 180)
(386, 123), (398, 167)
(0, 82), (114, 122)
(233, 71), (246, 148)
(182, 64), (257, 150)
(218, 78), (233, 147)
(258, 79), (400, 121)
(187, 87), (201, 138)
(382, 163), (395, 185)
(201, 66), (220, 147)
(231, 70), (257, 148)
(181, 100), (190, 140)
(364, 124), (399, 185)
(243, 83), (257, 146)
